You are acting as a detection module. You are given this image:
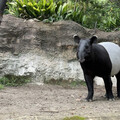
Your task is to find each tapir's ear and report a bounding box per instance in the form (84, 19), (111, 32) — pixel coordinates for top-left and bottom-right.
(73, 34), (81, 44)
(90, 35), (98, 44)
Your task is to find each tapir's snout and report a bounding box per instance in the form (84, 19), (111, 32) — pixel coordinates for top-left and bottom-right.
(78, 51), (85, 63)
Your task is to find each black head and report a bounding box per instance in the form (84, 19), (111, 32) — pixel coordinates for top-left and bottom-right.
(73, 34), (98, 63)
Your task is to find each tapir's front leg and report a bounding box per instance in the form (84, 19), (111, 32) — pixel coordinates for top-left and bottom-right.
(84, 74), (95, 102)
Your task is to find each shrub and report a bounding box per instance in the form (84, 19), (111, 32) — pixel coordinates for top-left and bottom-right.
(6, 0), (120, 31)
(82, 1), (120, 31)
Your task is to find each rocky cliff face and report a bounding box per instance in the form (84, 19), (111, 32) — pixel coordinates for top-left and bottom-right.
(0, 15), (87, 82)
(0, 15), (119, 85)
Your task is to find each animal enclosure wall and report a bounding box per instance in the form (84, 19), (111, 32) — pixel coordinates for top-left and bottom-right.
(0, 15), (119, 86)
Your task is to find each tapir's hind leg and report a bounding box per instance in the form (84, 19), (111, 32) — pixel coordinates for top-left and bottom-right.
(103, 76), (114, 100)
(116, 72), (120, 98)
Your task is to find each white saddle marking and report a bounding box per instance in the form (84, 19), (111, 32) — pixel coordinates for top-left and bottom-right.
(99, 42), (120, 76)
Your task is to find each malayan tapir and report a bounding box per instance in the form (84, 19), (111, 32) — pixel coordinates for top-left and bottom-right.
(73, 34), (120, 101)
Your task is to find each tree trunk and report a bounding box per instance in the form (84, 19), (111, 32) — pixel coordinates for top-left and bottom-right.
(0, 0), (7, 24)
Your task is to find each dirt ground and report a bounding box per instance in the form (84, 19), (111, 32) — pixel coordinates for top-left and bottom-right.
(0, 83), (120, 120)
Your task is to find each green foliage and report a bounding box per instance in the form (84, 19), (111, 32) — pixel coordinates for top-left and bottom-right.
(16, 0), (57, 20)
(0, 75), (31, 87)
(82, 0), (120, 31)
(0, 84), (4, 89)
(6, 0), (120, 31)
(6, 0), (19, 16)
(63, 116), (86, 120)
(6, 0), (85, 23)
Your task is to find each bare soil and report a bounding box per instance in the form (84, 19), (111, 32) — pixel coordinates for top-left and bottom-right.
(0, 83), (120, 120)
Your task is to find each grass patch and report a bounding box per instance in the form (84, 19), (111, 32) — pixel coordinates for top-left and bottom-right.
(0, 75), (31, 87)
(0, 84), (4, 89)
(63, 116), (86, 120)
(45, 79), (86, 88)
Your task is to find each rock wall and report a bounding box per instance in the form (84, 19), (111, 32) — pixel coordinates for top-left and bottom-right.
(0, 15), (119, 86)
(0, 15), (86, 83)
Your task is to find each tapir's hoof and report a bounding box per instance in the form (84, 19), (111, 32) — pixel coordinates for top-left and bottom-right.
(84, 98), (93, 102)
(108, 98), (115, 101)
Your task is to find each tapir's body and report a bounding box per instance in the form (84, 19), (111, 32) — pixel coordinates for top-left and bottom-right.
(81, 42), (120, 77)
(74, 35), (120, 101)
(99, 42), (120, 76)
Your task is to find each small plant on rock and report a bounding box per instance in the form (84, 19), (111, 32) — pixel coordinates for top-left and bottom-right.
(0, 74), (31, 87)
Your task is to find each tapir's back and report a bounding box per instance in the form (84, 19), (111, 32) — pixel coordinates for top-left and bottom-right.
(99, 42), (120, 76)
